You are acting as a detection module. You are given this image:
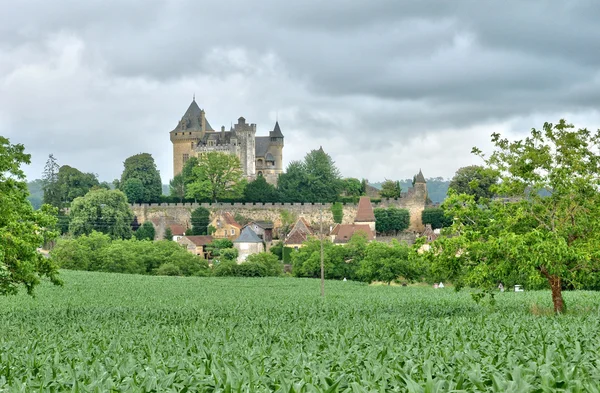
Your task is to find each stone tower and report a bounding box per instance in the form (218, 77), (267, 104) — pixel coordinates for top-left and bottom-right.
(269, 121), (284, 172)
(169, 98), (214, 176)
(233, 116), (256, 179)
(414, 169), (427, 201)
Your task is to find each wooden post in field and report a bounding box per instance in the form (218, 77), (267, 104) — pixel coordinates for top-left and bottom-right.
(320, 207), (325, 297)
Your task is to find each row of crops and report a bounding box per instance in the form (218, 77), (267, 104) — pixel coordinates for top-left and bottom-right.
(1, 271), (600, 391)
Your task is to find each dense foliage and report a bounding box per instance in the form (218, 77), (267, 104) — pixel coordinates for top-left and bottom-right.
(119, 153), (163, 203)
(421, 207), (452, 229)
(430, 120), (600, 313)
(189, 207), (211, 235)
(379, 179), (402, 199)
(330, 202), (343, 224)
(448, 165), (498, 201)
(213, 252), (282, 277)
(186, 152), (245, 202)
(373, 207), (410, 235)
(0, 137), (61, 295)
(244, 175), (279, 202)
(278, 148), (342, 203)
(134, 221), (155, 241)
(50, 232), (209, 276)
(68, 189), (134, 239)
(3, 270), (598, 390)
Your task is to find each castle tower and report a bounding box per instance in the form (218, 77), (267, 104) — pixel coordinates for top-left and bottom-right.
(233, 116), (256, 179)
(414, 169), (427, 201)
(169, 98), (214, 176)
(269, 121), (284, 173)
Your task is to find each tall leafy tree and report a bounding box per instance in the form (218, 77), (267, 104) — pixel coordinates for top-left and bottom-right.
(57, 165), (99, 202)
(185, 152), (245, 202)
(134, 222), (155, 241)
(244, 175), (279, 202)
(181, 156), (199, 185)
(42, 154), (61, 208)
(119, 153), (162, 203)
(169, 174), (186, 202)
(190, 207), (211, 235)
(68, 189), (134, 239)
(303, 147), (342, 202)
(342, 178), (363, 197)
(379, 179), (402, 199)
(448, 165), (498, 202)
(122, 178), (145, 203)
(1, 137), (61, 295)
(421, 207), (452, 229)
(277, 161), (307, 203)
(331, 202), (343, 224)
(431, 120), (600, 313)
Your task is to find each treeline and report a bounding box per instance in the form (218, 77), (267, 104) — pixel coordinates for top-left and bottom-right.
(50, 231), (283, 278)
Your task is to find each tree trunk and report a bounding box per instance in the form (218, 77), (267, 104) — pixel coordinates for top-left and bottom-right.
(540, 267), (566, 314)
(548, 275), (565, 314)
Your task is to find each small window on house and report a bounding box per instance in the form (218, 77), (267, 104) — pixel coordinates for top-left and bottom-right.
(231, 229), (235, 235)
(183, 154), (189, 163)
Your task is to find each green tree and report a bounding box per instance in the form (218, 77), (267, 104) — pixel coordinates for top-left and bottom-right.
(303, 147), (342, 202)
(244, 175), (279, 202)
(42, 154), (62, 208)
(374, 207), (409, 235)
(134, 221), (155, 241)
(379, 179), (402, 199)
(358, 240), (418, 285)
(169, 174), (186, 202)
(120, 153), (162, 203)
(26, 179), (44, 210)
(185, 152), (245, 202)
(181, 156), (199, 185)
(331, 202), (343, 224)
(57, 165), (99, 203)
(0, 137), (61, 295)
(68, 189), (134, 239)
(430, 120), (600, 313)
(277, 161), (307, 202)
(190, 207), (211, 235)
(163, 227), (173, 240)
(122, 178), (145, 203)
(342, 178), (363, 197)
(270, 240), (284, 260)
(421, 207), (452, 229)
(245, 252), (283, 276)
(448, 165), (498, 202)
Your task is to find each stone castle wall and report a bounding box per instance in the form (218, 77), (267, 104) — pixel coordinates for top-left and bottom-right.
(131, 195), (427, 236)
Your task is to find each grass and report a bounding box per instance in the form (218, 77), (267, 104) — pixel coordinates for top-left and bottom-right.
(1, 270), (600, 391)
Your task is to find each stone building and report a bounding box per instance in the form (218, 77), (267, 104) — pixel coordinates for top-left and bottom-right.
(170, 98), (284, 184)
(233, 226), (264, 262)
(178, 235), (213, 258)
(210, 212), (241, 241)
(284, 217), (314, 249)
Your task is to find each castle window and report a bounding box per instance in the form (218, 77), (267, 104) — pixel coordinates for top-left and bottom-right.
(183, 154), (189, 163)
(189, 132), (192, 135)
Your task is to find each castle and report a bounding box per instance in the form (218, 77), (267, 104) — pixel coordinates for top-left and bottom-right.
(170, 98), (284, 184)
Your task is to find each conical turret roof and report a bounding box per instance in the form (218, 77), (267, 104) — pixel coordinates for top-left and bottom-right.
(415, 169), (426, 184)
(355, 196), (376, 222)
(172, 99), (214, 131)
(270, 121), (284, 138)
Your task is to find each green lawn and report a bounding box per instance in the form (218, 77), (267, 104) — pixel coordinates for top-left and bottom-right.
(1, 270), (600, 392)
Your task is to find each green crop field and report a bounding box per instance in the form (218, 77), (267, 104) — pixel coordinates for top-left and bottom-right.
(1, 271), (600, 392)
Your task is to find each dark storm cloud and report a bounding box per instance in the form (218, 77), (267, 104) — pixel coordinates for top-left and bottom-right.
(1, 0), (599, 182)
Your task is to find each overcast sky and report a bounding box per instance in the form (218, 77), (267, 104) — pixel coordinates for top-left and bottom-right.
(2, 0), (600, 184)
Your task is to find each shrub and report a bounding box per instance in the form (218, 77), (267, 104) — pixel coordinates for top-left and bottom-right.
(155, 263), (181, 276)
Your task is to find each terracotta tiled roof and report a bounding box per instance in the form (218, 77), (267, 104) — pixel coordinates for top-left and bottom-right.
(333, 224), (374, 244)
(284, 217), (314, 245)
(168, 223), (186, 236)
(183, 235), (213, 246)
(355, 196), (375, 222)
(222, 212), (241, 229)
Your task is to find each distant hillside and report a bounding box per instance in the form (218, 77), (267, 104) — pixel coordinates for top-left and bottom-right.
(27, 179), (44, 210)
(370, 178), (450, 204)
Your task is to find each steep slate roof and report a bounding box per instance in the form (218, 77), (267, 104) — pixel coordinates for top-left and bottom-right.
(332, 224), (374, 244)
(172, 99), (214, 132)
(184, 235), (214, 246)
(270, 121), (284, 138)
(355, 196), (376, 222)
(415, 169), (426, 184)
(234, 226), (263, 243)
(251, 221), (274, 230)
(255, 136), (271, 157)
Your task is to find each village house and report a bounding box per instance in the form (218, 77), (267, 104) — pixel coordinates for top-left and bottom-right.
(284, 217), (314, 249)
(247, 221), (274, 242)
(329, 196), (377, 244)
(233, 227), (264, 262)
(177, 235), (213, 258)
(210, 212), (242, 240)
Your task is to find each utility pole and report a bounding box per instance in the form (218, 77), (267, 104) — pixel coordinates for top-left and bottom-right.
(320, 206), (325, 297)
